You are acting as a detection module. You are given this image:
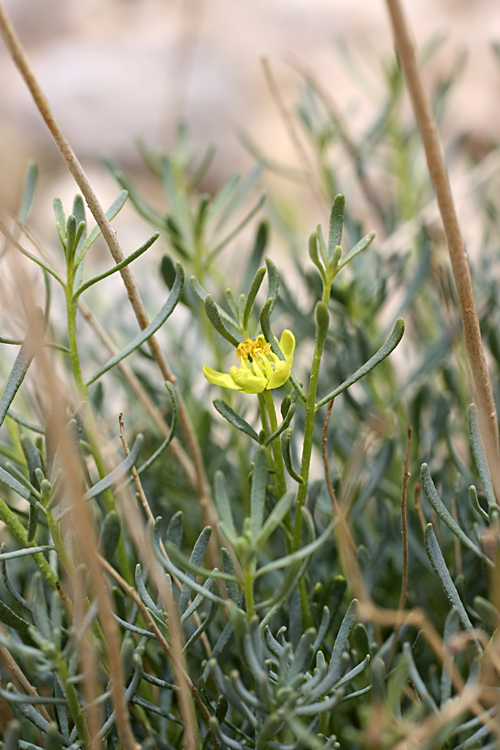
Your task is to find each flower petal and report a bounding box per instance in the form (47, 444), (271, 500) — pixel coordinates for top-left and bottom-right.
(231, 366), (267, 394)
(267, 360), (291, 389)
(203, 365), (242, 391)
(279, 330), (295, 367)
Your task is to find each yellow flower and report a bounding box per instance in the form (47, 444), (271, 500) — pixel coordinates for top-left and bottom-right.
(204, 331), (295, 394)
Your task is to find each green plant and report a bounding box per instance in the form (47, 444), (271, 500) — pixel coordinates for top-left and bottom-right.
(0, 2), (500, 749)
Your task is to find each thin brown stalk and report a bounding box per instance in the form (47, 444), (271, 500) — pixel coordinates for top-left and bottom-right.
(386, 426), (411, 672)
(0, 641), (51, 723)
(384, 0), (500, 500)
(0, 1), (214, 528)
(261, 57), (327, 218)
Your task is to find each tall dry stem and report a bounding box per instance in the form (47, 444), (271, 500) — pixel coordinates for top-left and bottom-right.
(0, 1), (215, 530)
(384, 0), (500, 499)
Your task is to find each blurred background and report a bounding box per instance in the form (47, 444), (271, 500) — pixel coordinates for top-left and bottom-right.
(1, 0), (500, 242)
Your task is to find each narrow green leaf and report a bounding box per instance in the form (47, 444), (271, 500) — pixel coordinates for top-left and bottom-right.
(183, 587), (218, 652)
(135, 564), (163, 620)
(316, 224), (329, 268)
(308, 598), (358, 701)
(265, 257), (280, 316)
(178, 527), (212, 614)
(316, 318), (405, 409)
(83, 435), (144, 501)
(469, 485), (489, 522)
(86, 263), (184, 385)
(0, 220), (65, 286)
(214, 471), (238, 545)
(225, 288), (239, 322)
(65, 214), (77, 261)
(190, 277), (241, 332)
(403, 641), (438, 713)
(328, 194), (345, 259)
(204, 295), (241, 347)
(154, 541), (230, 608)
(255, 490), (295, 547)
(255, 521), (334, 578)
(181, 577), (215, 624)
(73, 232), (160, 300)
(18, 161), (38, 224)
(308, 232), (326, 282)
(0, 321), (40, 430)
(0, 545), (53, 561)
(56, 436), (144, 523)
(424, 523), (481, 652)
(468, 404), (497, 508)
(0, 598), (31, 634)
(337, 231), (376, 273)
(165, 542), (241, 586)
(242, 266), (266, 333)
(0, 466), (32, 501)
(99, 510), (122, 563)
(420, 464), (492, 566)
(75, 190), (128, 266)
(250, 446), (269, 541)
(221, 548), (240, 604)
(31, 572), (51, 640)
(53, 198), (66, 246)
(473, 596), (500, 628)
(281, 428), (303, 484)
(213, 398), (260, 442)
(136, 382), (179, 475)
(266, 404), (296, 445)
(166, 510), (183, 549)
(440, 608), (459, 705)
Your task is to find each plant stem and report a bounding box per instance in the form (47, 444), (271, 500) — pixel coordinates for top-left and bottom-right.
(56, 653), (91, 749)
(384, 0), (500, 500)
(46, 509), (76, 580)
(262, 390), (287, 500)
(243, 559), (255, 623)
(293, 289), (330, 551)
(65, 282), (133, 584)
(0, 496), (58, 590)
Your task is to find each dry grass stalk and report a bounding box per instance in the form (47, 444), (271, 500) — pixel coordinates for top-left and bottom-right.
(0, 1), (215, 531)
(384, 0), (500, 499)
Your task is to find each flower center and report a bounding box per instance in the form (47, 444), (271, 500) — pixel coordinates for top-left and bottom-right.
(236, 338), (272, 362)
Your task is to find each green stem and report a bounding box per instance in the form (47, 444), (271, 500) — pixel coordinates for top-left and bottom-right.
(0, 496), (58, 590)
(65, 276), (133, 584)
(262, 390), (287, 499)
(56, 653), (91, 749)
(243, 559), (255, 623)
(293, 291), (330, 552)
(46, 509), (76, 579)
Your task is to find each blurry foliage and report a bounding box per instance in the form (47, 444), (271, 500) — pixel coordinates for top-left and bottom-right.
(0, 35), (499, 750)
